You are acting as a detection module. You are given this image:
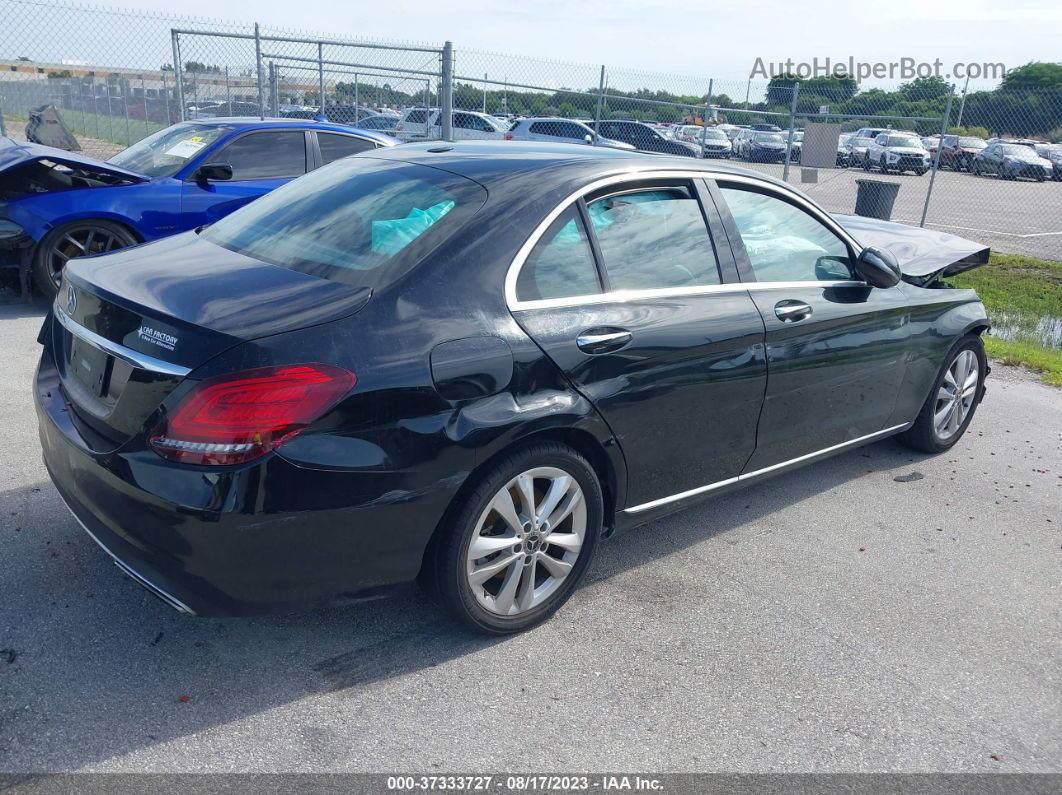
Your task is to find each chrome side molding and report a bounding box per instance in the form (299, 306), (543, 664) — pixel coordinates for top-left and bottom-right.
(623, 423), (911, 515)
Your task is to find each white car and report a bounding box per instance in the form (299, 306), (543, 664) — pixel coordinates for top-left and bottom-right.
(394, 108), (508, 142)
(865, 132), (932, 175)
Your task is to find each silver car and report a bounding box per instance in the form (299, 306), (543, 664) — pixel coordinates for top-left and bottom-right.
(505, 117), (635, 150)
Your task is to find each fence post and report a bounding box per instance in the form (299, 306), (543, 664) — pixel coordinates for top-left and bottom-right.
(254, 22), (265, 120)
(123, 83), (131, 144)
(224, 66), (231, 109)
(170, 30), (185, 122)
(956, 74), (970, 128)
(440, 41), (454, 142)
(317, 42), (325, 114)
(140, 75), (148, 135)
(593, 65), (606, 144)
(482, 73), (487, 114)
(699, 78), (713, 154)
(0, 103), (6, 138)
(162, 71), (171, 125)
(920, 86), (955, 228)
(354, 74), (359, 115)
(782, 82), (800, 182)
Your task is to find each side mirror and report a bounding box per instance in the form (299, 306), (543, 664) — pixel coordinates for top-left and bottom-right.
(194, 163), (233, 182)
(854, 246), (901, 288)
(584, 134), (594, 145)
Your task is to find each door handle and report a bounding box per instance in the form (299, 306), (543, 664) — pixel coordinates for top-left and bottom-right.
(576, 328), (632, 354)
(774, 300), (813, 322)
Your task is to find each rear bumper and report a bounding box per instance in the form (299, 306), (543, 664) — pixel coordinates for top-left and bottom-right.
(35, 347), (456, 616)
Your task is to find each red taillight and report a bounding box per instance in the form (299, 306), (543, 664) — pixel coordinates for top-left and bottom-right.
(149, 364), (355, 466)
(504, 132), (513, 140)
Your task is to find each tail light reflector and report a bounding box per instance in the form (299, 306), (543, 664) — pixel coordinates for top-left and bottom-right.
(149, 364), (355, 466)
(504, 132), (513, 140)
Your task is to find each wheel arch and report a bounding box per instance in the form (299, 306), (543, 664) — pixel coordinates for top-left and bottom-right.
(417, 423), (626, 581)
(38, 213), (145, 244)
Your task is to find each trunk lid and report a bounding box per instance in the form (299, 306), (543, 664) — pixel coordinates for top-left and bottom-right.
(52, 231), (370, 447)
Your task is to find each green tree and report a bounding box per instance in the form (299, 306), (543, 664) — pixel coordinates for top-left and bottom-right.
(898, 76), (952, 101)
(1001, 62), (1062, 93)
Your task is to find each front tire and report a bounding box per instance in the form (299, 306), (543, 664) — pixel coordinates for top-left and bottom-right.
(898, 335), (987, 454)
(424, 441), (603, 634)
(33, 220), (138, 299)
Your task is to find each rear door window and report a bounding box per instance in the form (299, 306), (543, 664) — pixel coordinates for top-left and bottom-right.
(212, 131), (307, 180)
(585, 187), (721, 290)
(515, 205), (601, 301)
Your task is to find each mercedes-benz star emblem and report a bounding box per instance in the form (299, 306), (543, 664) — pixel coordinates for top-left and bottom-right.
(66, 285), (77, 316)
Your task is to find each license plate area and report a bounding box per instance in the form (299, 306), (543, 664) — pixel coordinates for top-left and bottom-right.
(68, 337), (112, 397)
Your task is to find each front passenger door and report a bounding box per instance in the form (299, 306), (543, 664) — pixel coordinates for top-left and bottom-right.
(714, 182), (912, 471)
(180, 129), (310, 226)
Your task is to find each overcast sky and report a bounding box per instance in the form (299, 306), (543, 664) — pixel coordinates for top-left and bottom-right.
(111, 0), (1060, 91)
(8, 0), (1059, 94)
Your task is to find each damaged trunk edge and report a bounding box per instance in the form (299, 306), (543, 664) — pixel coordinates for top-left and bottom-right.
(834, 213), (990, 287)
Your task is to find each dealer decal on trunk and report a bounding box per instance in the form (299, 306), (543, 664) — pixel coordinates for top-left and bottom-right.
(137, 325), (178, 351)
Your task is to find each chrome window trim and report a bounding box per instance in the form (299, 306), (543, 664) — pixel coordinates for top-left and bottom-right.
(623, 423), (911, 515)
(54, 304), (192, 377)
(504, 169), (865, 312)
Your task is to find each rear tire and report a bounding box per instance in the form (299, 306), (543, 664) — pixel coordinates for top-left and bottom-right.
(423, 441), (603, 634)
(898, 335), (987, 454)
(33, 219), (138, 299)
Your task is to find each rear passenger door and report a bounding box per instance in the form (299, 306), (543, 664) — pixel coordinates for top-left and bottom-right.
(180, 129), (310, 226)
(509, 178), (767, 510)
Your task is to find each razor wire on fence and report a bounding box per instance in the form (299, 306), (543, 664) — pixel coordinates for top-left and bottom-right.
(1, 0), (1061, 261)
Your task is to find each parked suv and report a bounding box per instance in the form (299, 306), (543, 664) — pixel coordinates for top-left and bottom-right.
(853, 126), (889, 141)
(936, 135), (987, 171)
(865, 132), (931, 175)
(505, 117), (634, 150)
(595, 120), (699, 157)
(394, 109), (508, 142)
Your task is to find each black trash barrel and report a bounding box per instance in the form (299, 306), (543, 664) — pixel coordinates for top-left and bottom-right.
(854, 179), (900, 221)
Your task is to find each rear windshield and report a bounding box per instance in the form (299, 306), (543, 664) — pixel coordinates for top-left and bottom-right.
(202, 157), (486, 287)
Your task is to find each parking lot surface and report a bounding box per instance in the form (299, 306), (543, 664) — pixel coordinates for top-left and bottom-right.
(739, 161), (1062, 261)
(1, 301), (1060, 773)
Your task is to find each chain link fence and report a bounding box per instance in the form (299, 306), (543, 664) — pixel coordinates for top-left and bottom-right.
(1, 0), (1060, 260)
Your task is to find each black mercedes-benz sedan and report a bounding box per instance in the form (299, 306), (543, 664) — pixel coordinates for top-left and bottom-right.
(36, 141), (991, 634)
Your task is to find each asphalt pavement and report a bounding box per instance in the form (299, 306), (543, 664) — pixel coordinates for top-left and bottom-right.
(0, 301), (1059, 773)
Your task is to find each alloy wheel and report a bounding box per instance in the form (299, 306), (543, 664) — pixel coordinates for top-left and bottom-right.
(934, 350), (979, 441)
(465, 466), (587, 617)
(46, 225), (130, 288)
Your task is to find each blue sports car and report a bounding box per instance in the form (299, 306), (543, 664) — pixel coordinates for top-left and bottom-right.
(0, 118), (396, 297)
